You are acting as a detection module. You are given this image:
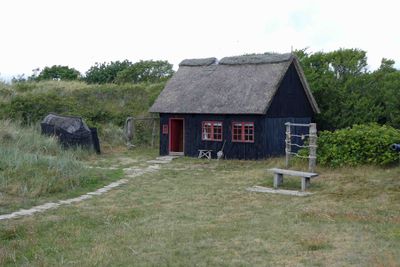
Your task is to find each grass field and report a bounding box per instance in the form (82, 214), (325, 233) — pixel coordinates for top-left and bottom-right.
(0, 120), (124, 214)
(1, 150), (399, 266)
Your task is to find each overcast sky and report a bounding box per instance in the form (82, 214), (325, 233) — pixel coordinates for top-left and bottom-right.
(1, 0), (399, 80)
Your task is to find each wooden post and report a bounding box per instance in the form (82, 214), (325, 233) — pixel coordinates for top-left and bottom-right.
(301, 177), (310, 191)
(285, 122), (291, 168)
(124, 117), (135, 148)
(131, 118), (135, 145)
(151, 118), (156, 148)
(309, 123), (317, 172)
(273, 173), (283, 188)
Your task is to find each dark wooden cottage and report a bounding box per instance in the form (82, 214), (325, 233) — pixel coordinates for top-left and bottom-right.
(149, 53), (320, 159)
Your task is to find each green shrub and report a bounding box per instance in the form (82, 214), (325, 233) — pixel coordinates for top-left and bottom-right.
(0, 81), (165, 127)
(134, 120), (151, 145)
(5, 93), (73, 124)
(316, 123), (400, 167)
(34, 65), (81, 81)
(12, 82), (37, 93)
(0, 87), (14, 102)
(98, 123), (125, 148)
(115, 60), (174, 84)
(85, 60), (132, 84)
(0, 80), (165, 147)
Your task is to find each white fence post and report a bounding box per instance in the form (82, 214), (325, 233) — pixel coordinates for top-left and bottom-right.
(309, 123), (317, 172)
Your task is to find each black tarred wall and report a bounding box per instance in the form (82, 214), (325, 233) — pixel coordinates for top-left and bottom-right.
(160, 114), (265, 159)
(266, 63), (314, 118)
(159, 114), (311, 159)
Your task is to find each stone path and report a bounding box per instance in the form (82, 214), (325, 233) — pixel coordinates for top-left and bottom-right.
(0, 156), (176, 221)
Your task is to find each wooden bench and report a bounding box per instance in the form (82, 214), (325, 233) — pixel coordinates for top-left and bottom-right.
(198, 149), (212, 159)
(267, 168), (318, 191)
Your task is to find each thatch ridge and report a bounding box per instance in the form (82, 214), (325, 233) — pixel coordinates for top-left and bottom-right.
(179, 57), (217, 67)
(219, 53), (292, 65)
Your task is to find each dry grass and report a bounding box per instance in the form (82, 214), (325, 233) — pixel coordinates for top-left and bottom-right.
(0, 153), (399, 266)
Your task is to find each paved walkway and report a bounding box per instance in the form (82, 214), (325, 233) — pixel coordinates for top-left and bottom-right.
(0, 156), (176, 221)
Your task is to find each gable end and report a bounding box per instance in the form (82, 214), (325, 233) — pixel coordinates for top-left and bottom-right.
(266, 62), (315, 117)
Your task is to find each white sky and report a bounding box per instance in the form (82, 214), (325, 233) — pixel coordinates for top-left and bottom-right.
(1, 0), (399, 80)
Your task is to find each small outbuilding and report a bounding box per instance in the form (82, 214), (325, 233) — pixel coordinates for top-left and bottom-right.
(149, 53), (320, 159)
(41, 113), (101, 153)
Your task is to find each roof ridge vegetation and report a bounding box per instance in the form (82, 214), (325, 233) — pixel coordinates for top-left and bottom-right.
(179, 52), (293, 66)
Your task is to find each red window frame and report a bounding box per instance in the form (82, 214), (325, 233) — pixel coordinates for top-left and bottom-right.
(162, 124), (168, 134)
(202, 121), (223, 141)
(232, 122), (254, 143)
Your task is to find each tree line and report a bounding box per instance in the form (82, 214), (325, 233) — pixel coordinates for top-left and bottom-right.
(9, 48), (400, 131)
(14, 60), (174, 84)
(294, 48), (400, 131)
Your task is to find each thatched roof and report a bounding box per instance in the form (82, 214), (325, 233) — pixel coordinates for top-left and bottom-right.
(150, 53), (319, 114)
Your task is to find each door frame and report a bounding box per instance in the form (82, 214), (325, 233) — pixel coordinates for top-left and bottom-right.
(168, 118), (185, 155)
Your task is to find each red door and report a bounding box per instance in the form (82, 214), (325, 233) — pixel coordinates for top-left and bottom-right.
(169, 118), (184, 153)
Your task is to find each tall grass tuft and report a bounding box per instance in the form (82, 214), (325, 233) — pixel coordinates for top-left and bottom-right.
(0, 120), (89, 205)
(99, 123), (125, 149)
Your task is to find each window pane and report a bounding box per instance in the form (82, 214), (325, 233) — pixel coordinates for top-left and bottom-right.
(232, 123), (242, 141)
(213, 123), (222, 140)
(232, 122), (254, 142)
(244, 123), (254, 142)
(203, 122), (212, 140)
(203, 121), (223, 141)
(162, 124), (168, 134)
(244, 126), (253, 134)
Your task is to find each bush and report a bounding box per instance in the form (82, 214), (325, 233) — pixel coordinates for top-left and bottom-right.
(316, 123), (400, 167)
(0, 81), (165, 128)
(85, 60), (132, 84)
(4, 93), (73, 124)
(0, 87), (14, 102)
(115, 60), (174, 84)
(0, 81), (165, 148)
(34, 65), (81, 81)
(98, 123), (125, 148)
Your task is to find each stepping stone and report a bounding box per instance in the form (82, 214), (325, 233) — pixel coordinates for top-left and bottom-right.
(246, 186), (313, 197)
(147, 165), (160, 170)
(156, 156), (179, 161)
(146, 160), (170, 164)
(86, 166), (119, 170)
(0, 214), (16, 220)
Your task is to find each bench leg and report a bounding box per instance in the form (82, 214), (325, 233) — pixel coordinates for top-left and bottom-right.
(273, 173), (283, 188)
(301, 177), (310, 191)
